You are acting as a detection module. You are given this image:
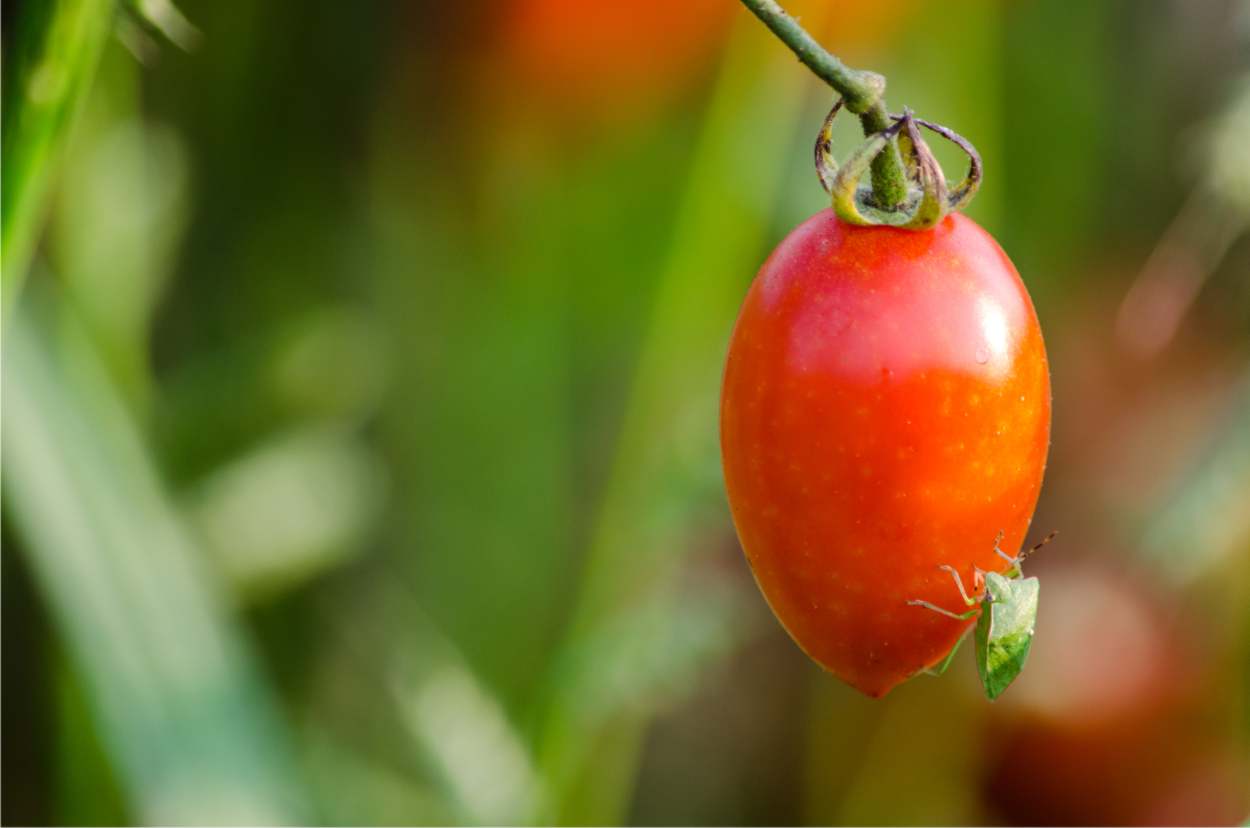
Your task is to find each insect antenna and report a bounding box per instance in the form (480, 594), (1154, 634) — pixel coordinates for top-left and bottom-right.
(1018, 530), (1058, 564)
(992, 529), (1058, 574)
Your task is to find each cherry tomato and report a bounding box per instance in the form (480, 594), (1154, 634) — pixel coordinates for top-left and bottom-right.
(720, 209), (1050, 697)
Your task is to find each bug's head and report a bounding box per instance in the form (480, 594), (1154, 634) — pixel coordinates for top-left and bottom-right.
(982, 570), (1015, 603)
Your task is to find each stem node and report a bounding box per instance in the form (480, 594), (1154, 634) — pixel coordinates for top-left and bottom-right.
(844, 71), (886, 115)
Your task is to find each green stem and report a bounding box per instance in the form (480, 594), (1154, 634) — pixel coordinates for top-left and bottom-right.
(858, 105), (909, 209)
(738, 0), (908, 209)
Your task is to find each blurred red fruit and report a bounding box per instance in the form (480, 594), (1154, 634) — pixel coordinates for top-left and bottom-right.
(980, 564), (1249, 826)
(493, 0), (732, 112)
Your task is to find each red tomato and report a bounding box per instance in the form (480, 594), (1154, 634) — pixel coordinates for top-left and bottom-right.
(720, 210), (1051, 697)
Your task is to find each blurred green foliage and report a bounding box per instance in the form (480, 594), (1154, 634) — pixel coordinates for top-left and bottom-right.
(3, 0), (1249, 825)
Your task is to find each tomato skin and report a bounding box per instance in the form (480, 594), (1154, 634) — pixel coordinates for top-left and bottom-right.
(720, 210), (1050, 697)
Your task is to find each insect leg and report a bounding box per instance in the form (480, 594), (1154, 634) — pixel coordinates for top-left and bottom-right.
(922, 627), (971, 676)
(906, 599), (978, 621)
(938, 564), (978, 607)
(992, 530), (1027, 577)
(992, 530), (1018, 565)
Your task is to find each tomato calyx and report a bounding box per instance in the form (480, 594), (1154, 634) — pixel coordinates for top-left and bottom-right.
(815, 105), (983, 230)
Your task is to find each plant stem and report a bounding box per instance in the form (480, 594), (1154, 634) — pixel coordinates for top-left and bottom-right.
(738, 0), (908, 209)
(858, 106), (908, 208)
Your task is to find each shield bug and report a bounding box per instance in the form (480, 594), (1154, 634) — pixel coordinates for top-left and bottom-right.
(908, 531), (1056, 699)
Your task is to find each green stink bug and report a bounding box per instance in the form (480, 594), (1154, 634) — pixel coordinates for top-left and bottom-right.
(908, 531), (1056, 700)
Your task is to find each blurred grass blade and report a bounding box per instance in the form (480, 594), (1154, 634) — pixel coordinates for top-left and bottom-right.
(2, 304), (310, 823)
(53, 108), (191, 409)
(186, 425), (387, 601)
(316, 577), (540, 824)
(549, 578), (747, 726)
(302, 727), (456, 826)
(1138, 372), (1250, 585)
(393, 663), (539, 824)
(124, 0), (200, 50)
(2, 0), (115, 310)
(537, 576), (752, 822)
(560, 8), (824, 644)
(536, 7), (833, 821)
